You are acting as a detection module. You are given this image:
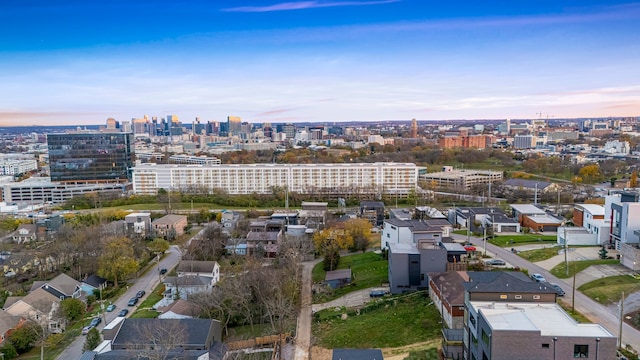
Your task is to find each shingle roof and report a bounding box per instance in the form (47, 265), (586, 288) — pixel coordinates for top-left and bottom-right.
(464, 271), (556, 294)
(428, 271), (465, 306)
(7, 288), (60, 315)
(325, 269), (352, 281)
(83, 274), (107, 288)
(164, 275), (212, 286)
(0, 309), (22, 335)
(112, 318), (219, 348)
(177, 260), (218, 274)
(504, 178), (552, 190)
(42, 273), (80, 296)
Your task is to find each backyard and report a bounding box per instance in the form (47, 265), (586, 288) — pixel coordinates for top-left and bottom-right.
(489, 234), (557, 247)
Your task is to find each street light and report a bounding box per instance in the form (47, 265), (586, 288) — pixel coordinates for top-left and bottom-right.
(553, 337), (558, 360)
(595, 337), (600, 360)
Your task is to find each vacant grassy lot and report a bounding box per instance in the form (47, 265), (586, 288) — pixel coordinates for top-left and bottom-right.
(579, 275), (640, 304)
(518, 246), (562, 262)
(312, 292), (441, 349)
(312, 252), (388, 303)
(489, 234), (557, 247)
(550, 259), (620, 279)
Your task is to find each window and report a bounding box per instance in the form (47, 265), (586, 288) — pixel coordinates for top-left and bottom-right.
(574, 345), (588, 358)
(542, 344), (550, 349)
(500, 294), (507, 299)
(533, 295), (541, 300)
(481, 329), (490, 345)
(515, 295), (522, 300)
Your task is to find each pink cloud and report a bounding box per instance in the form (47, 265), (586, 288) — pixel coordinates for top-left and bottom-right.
(222, 0), (399, 12)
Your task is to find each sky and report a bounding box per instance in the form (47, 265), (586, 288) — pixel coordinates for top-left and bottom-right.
(0, 0), (639, 126)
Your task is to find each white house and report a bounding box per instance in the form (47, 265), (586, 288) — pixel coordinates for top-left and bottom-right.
(163, 261), (220, 301)
(557, 204), (609, 246)
(381, 219), (445, 249)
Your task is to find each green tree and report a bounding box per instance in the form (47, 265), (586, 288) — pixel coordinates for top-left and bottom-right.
(599, 246), (609, 260)
(59, 298), (86, 321)
(83, 327), (101, 351)
(8, 324), (37, 354)
(147, 238), (170, 254)
(98, 237), (139, 287)
(0, 342), (18, 359)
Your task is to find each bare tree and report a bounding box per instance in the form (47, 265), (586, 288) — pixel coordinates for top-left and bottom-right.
(128, 320), (188, 360)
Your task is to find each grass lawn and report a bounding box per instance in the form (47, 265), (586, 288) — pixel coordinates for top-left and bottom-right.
(130, 284), (165, 318)
(549, 259), (620, 279)
(578, 275), (640, 305)
(312, 252), (388, 303)
(518, 246), (562, 262)
(557, 300), (592, 323)
(404, 348), (440, 360)
(489, 234), (557, 247)
(312, 292), (441, 348)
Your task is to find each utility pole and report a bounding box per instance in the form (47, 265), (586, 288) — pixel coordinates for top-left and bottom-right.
(564, 227), (569, 277)
(619, 291), (624, 348)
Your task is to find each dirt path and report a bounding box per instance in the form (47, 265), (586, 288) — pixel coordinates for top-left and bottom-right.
(294, 258), (322, 360)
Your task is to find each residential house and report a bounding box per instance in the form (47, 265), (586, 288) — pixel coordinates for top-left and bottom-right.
(124, 212), (152, 238)
(220, 210), (241, 231)
(245, 219), (284, 257)
(453, 207), (519, 234)
(80, 274), (107, 296)
(89, 318), (225, 360)
(360, 201), (385, 226)
(389, 208), (413, 221)
(381, 218), (447, 250)
(414, 206), (447, 220)
(332, 349), (384, 360)
(4, 288), (65, 333)
(557, 204), (608, 246)
(428, 271), (467, 360)
(157, 299), (199, 319)
(387, 241), (447, 294)
(152, 214), (188, 240)
(163, 260), (220, 300)
(607, 191), (640, 249)
(502, 178), (561, 195)
(298, 201), (328, 231)
(34, 213), (64, 240)
(324, 269), (352, 289)
(30, 273), (83, 300)
(0, 309), (24, 344)
(12, 224), (37, 243)
(620, 240), (640, 271)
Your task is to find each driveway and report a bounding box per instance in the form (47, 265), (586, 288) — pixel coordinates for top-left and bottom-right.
(312, 286), (390, 313)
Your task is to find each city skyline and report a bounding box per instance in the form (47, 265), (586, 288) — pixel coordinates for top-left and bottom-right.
(1, 0), (639, 126)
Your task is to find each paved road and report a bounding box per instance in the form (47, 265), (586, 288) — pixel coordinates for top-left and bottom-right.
(455, 234), (640, 350)
(294, 258), (322, 360)
(56, 226), (207, 359)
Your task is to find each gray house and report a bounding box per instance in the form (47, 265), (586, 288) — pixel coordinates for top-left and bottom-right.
(387, 241), (447, 294)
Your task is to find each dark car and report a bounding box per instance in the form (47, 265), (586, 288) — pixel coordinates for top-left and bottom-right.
(118, 309), (129, 317)
(136, 290), (146, 299)
(159, 268), (168, 275)
(127, 297), (138, 306)
(550, 283), (566, 297)
(369, 289), (387, 298)
(90, 317), (101, 327)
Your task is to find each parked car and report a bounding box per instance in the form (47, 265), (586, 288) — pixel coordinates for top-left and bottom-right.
(106, 304), (116, 312)
(485, 259), (506, 266)
(369, 289), (387, 298)
(550, 283), (565, 296)
(90, 317), (101, 327)
(128, 297), (138, 306)
(159, 268), (168, 275)
(530, 273), (546, 283)
(118, 309), (129, 317)
(82, 325), (93, 335)
(136, 290), (146, 299)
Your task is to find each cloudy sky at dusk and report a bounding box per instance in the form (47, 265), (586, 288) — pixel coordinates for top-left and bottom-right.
(1, 0), (639, 126)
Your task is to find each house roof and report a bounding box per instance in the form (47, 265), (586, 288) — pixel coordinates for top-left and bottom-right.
(112, 318), (220, 348)
(0, 309), (22, 335)
(83, 274), (107, 289)
(503, 178), (552, 190)
(246, 231), (280, 241)
(360, 201), (385, 208)
(164, 275), (212, 286)
(7, 288), (61, 315)
(525, 214), (563, 225)
(510, 204), (546, 215)
(384, 218), (445, 232)
(333, 349), (384, 360)
(15, 224), (37, 234)
(464, 271), (556, 294)
(152, 214), (187, 225)
(325, 269), (352, 281)
(177, 260), (218, 274)
(35, 273), (80, 296)
(157, 299), (198, 317)
(388, 242), (420, 254)
(575, 204), (605, 216)
(428, 271), (466, 306)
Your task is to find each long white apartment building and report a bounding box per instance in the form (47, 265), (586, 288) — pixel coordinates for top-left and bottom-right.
(131, 162), (421, 196)
(0, 159), (38, 176)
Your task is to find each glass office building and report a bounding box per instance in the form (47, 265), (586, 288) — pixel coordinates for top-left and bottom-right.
(47, 132), (134, 182)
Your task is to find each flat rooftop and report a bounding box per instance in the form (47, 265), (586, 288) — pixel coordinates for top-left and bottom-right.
(471, 301), (615, 338)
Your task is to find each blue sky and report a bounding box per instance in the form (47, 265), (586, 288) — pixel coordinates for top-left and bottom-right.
(1, 0), (639, 126)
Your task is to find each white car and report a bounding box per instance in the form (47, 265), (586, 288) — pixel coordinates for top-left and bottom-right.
(530, 273), (546, 282)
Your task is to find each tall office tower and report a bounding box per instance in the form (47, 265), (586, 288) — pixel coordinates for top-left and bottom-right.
(150, 117), (158, 137)
(47, 132), (134, 182)
(121, 121), (132, 133)
(167, 114), (182, 136)
(206, 121), (220, 136)
(132, 118), (148, 135)
(282, 123), (296, 139)
(106, 117), (119, 130)
(506, 118), (511, 135)
(262, 122), (273, 138)
(410, 118), (418, 138)
(193, 117), (205, 135)
(227, 116), (242, 135)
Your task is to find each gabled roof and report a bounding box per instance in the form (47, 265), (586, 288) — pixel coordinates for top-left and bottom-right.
(157, 299), (198, 317)
(464, 271), (556, 294)
(112, 318), (220, 348)
(164, 275), (212, 286)
(428, 271), (466, 306)
(0, 309), (22, 335)
(246, 231), (280, 241)
(152, 214), (187, 225)
(7, 288), (61, 315)
(325, 269), (352, 281)
(333, 348), (384, 360)
(33, 273), (80, 296)
(177, 260), (218, 274)
(15, 224), (37, 234)
(83, 274), (107, 289)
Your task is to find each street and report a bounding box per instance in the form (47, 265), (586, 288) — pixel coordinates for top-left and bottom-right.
(56, 225), (206, 360)
(456, 233), (640, 350)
